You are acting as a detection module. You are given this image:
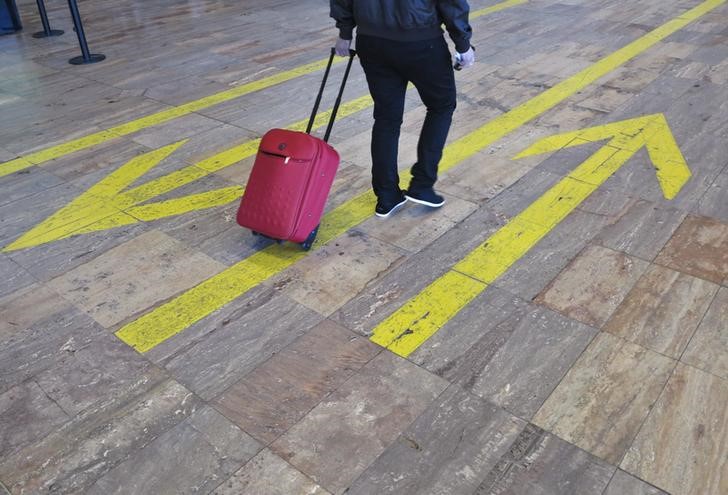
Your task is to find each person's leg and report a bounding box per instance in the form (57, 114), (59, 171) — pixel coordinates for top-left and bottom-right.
(406, 36), (457, 204)
(356, 35), (408, 214)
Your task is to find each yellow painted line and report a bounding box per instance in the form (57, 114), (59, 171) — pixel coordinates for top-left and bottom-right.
(472, 0), (528, 17)
(0, 57), (341, 179)
(372, 114), (692, 356)
(0, 0), (527, 179)
(127, 187), (245, 222)
(115, 0), (718, 353)
(369, 271), (486, 355)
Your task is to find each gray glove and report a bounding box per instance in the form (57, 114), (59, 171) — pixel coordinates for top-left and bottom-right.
(335, 37), (351, 56)
(455, 46), (475, 70)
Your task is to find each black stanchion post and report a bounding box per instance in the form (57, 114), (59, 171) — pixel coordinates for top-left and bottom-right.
(33, 0), (63, 38)
(67, 0), (105, 65)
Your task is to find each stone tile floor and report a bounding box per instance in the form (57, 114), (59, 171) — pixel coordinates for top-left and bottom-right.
(1, 0), (726, 494)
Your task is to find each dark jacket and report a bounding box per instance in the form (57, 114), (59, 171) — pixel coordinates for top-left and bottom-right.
(330, 0), (472, 53)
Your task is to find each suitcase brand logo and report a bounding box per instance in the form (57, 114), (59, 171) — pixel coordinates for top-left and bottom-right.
(278, 143), (287, 151)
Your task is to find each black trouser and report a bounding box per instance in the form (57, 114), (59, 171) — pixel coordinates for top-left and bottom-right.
(356, 34), (457, 204)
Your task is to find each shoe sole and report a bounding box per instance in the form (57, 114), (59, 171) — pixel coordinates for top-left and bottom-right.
(375, 198), (408, 218)
(405, 194), (445, 208)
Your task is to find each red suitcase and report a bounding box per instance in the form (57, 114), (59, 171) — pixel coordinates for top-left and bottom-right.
(237, 48), (356, 250)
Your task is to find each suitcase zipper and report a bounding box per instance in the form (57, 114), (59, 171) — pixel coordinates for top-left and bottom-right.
(260, 150), (308, 165)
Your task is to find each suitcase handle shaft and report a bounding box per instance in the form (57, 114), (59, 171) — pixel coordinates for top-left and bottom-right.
(305, 47), (357, 142)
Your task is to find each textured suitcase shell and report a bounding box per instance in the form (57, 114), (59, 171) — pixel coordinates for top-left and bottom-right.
(236, 128), (340, 243)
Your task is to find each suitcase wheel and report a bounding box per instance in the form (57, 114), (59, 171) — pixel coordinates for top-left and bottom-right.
(300, 225), (320, 251)
(252, 230), (284, 244)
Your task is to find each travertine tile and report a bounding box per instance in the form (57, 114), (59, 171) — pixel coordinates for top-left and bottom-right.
(0, 306), (104, 395)
(347, 386), (525, 495)
(0, 381), (70, 458)
(533, 332), (675, 464)
(655, 215), (728, 284)
(689, 44), (728, 65)
(603, 470), (668, 495)
(411, 293), (597, 420)
(535, 245), (649, 328)
(165, 293), (324, 400)
(0, 166), (64, 208)
(46, 230), (225, 328)
(213, 320), (380, 444)
(42, 139), (152, 182)
(156, 201), (259, 267)
(621, 364), (728, 495)
(594, 199), (687, 261)
(602, 67), (661, 92)
(212, 449), (330, 495)
(698, 166), (728, 223)
(475, 424), (615, 495)
(35, 330), (166, 416)
(271, 352), (447, 494)
(267, 231), (405, 316)
(0, 254), (36, 299)
(142, 283), (275, 365)
(574, 84), (636, 113)
(0, 283), (68, 338)
(485, 167), (564, 220)
(89, 407), (261, 495)
(130, 113), (225, 149)
(604, 264), (718, 358)
(355, 194), (478, 254)
(437, 153), (536, 204)
(159, 123), (258, 170)
(682, 287), (728, 379)
(494, 210), (613, 301)
(8, 221), (149, 282)
(0, 380), (200, 494)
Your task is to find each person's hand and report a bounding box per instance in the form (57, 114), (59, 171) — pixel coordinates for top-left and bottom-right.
(335, 37), (351, 56)
(455, 46), (475, 70)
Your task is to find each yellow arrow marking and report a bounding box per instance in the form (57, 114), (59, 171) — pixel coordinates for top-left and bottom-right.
(2, 92), (376, 252)
(114, 0), (720, 354)
(370, 114), (691, 356)
(0, 0), (527, 179)
(3, 142), (187, 252)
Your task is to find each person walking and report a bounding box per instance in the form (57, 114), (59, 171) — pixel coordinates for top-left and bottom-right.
(330, 0), (474, 218)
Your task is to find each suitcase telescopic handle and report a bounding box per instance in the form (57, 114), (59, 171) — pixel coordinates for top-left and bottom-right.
(305, 47), (357, 142)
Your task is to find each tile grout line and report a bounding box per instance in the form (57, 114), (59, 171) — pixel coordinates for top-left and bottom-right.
(692, 158), (728, 214)
(674, 287), (724, 378)
(339, 379), (457, 494)
(613, 358), (681, 480)
(208, 313), (385, 445)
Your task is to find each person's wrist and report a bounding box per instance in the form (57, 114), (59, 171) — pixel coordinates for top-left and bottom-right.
(339, 27), (353, 41)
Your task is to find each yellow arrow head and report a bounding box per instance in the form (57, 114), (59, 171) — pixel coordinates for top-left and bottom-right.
(2, 140), (188, 252)
(514, 113), (691, 200)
